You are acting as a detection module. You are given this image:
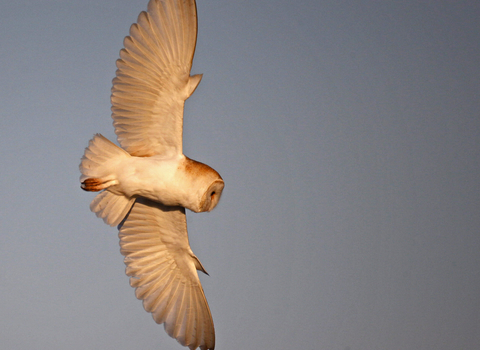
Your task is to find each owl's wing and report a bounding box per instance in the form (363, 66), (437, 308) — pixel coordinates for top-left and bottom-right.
(112, 0), (201, 157)
(119, 197), (215, 350)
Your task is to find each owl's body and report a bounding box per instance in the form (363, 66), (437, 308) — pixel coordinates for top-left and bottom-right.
(117, 155), (223, 212)
(80, 134), (223, 224)
(78, 1), (222, 349)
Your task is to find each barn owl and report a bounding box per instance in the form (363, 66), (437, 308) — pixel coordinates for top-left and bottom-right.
(78, 1), (222, 349)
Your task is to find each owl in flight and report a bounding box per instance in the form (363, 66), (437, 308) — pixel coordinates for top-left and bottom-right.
(79, 1), (223, 349)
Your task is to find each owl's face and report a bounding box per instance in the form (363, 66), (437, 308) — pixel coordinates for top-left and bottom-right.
(178, 157), (224, 213)
(199, 179), (224, 212)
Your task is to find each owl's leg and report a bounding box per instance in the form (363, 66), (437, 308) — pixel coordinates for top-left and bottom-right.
(81, 177), (118, 192)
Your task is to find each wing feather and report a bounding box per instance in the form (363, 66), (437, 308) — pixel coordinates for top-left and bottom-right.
(112, 0), (199, 157)
(118, 197), (215, 350)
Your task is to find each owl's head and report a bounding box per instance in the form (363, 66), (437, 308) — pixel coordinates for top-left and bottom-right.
(179, 157), (224, 213)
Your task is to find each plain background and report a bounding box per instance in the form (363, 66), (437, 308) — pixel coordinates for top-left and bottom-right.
(1, 1), (479, 349)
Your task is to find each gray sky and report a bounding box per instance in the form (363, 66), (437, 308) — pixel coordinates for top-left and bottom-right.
(1, 1), (479, 349)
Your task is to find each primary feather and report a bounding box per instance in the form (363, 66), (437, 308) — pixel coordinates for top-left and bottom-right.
(119, 197), (215, 350)
(112, 0), (200, 157)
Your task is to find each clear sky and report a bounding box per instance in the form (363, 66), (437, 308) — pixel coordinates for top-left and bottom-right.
(1, 1), (479, 349)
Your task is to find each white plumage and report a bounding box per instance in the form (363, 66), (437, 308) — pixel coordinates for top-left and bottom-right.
(78, 1), (222, 349)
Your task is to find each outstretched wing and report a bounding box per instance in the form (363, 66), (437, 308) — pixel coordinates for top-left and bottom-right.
(112, 0), (202, 157)
(118, 197), (215, 350)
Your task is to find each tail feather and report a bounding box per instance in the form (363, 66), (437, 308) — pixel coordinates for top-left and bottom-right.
(79, 133), (131, 184)
(79, 134), (134, 226)
(90, 190), (135, 227)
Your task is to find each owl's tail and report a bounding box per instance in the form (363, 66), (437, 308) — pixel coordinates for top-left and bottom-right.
(79, 134), (135, 226)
